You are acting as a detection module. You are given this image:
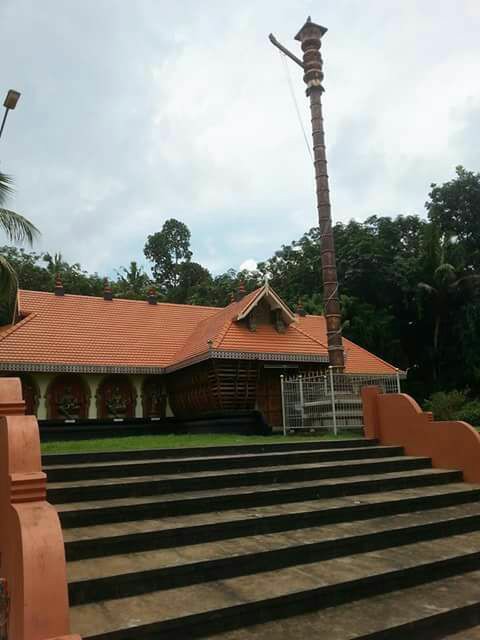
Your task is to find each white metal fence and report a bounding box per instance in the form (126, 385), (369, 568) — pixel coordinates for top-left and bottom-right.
(280, 370), (401, 435)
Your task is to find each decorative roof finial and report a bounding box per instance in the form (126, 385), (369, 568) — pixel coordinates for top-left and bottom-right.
(54, 273), (64, 297)
(238, 280), (246, 300)
(147, 286), (157, 305)
(103, 278), (113, 301)
(295, 299), (307, 317)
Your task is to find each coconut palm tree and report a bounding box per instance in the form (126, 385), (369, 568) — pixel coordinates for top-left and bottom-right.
(0, 171), (39, 305)
(418, 224), (480, 381)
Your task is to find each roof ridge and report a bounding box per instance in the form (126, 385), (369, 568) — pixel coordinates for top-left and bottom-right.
(19, 289), (220, 311)
(342, 336), (400, 372)
(216, 289), (262, 348)
(0, 313), (38, 343)
(293, 320), (329, 350)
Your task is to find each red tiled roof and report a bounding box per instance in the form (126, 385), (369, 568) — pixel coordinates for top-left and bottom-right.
(0, 288), (398, 374)
(296, 315), (398, 374)
(3, 290), (217, 369)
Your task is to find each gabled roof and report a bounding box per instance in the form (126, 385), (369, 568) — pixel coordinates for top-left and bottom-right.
(0, 287), (399, 375)
(235, 282), (296, 324)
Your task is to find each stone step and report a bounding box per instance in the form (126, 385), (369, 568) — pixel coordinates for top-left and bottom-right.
(47, 455), (430, 503)
(67, 502), (480, 605)
(42, 438), (377, 466)
(69, 531), (480, 639)
(44, 445), (401, 482)
(212, 571), (480, 640)
(57, 468), (463, 528)
(443, 625), (480, 639)
(63, 483), (480, 561)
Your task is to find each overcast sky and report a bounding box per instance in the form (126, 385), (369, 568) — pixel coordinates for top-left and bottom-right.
(2, 0), (480, 277)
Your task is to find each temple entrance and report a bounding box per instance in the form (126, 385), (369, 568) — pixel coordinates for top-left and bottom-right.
(98, 375), (135, 419)
(256, 367), (283, 427)
(47, 374), (88, 420)
(142, 376), (166, 418)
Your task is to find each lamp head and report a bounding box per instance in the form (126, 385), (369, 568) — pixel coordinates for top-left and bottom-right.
(3, 90), (21, 110)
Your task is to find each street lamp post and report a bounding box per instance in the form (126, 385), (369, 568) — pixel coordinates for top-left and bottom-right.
(0, 90), (21, 140)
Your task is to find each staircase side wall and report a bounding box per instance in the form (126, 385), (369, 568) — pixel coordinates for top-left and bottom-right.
(362, 386), (480, 484)
(0, 377), (80, 640)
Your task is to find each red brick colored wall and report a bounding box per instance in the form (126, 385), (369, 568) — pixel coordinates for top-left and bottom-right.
(362, 386), (480, 484)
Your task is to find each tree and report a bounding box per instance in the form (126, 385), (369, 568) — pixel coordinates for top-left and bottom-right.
(417, 224), (480, 382)
(115, 261), (151, 300)
(43, 252), (70, 276)
(426, 166), (480, 270)
(0, 172), (39, 319)
(144, 219), (192, 293)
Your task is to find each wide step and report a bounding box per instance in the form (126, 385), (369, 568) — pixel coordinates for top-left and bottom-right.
(47, 455), (429, 503)
(70, 532), (480, 639)
(45, 445), (400, 482)
(213, 570), (480, 639)
(57, 468), (462, 528)
(68, 502), (480, 605)
(63, 483), (480, 560)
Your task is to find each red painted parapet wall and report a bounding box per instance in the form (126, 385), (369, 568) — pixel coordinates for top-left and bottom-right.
(0, 378), (80, 640)
(362, 386), (480, 484)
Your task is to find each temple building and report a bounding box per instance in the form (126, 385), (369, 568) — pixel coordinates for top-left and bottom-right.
(0, 282), (398, 425)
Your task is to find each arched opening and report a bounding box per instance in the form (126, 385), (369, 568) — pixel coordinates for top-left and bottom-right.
(97, 375), (135, 419)
(47, 374), (89, 420)
(20, 374), (40, 416)
(142, 376), (166, 418)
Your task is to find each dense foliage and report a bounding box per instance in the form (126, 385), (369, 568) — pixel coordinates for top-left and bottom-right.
(3, 166), (480, 402)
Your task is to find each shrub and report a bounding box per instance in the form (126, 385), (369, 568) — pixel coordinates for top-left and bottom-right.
(454, 401), (480, 427)
(424, 390), (468, 421)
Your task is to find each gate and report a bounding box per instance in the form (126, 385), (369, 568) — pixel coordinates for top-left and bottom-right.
(280, 370), (401, 435)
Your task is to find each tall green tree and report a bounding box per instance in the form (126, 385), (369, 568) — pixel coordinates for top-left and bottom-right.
(144, 219), (192, 293)
(417, 224), (480, 382)
(426, 166), (480, 270)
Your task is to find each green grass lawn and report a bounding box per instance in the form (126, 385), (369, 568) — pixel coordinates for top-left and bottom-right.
(41, 431), (362, 454)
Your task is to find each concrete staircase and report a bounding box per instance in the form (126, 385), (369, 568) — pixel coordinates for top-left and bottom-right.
(42, 439), (480, 639)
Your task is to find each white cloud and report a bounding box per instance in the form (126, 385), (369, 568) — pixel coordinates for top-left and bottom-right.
(239, 259), (258, 272)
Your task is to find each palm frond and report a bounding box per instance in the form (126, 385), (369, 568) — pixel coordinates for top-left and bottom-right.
(0, 255), (18, 301)
(433, 262), (456, 288)
(0, 208), (40, 245)
(0, 172), (14, 207)
(417, 282), (437, 296)
(451, 274), (480, 290)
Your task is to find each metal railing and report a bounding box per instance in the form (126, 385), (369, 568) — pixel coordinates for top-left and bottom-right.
(280, 369), (401, 435)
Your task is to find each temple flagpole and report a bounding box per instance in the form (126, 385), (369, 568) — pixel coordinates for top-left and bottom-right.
(269, 18), (345, 371)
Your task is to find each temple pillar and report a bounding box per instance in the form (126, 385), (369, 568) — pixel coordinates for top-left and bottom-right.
(133, 375), (144, 418)
(88, 374), (102, 419)
(36, 373), (53, 420)
(165, 391), (174, 417)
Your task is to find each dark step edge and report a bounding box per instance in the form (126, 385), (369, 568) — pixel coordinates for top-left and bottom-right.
(46, 446), (401, 482)
(42, 439), (378, 465)
(69, 511), (480, 605)
(64, 482), (478, 561)
(49, 457), (430, 504)
(354, 600), (480, 640)
(59, 469), (463, 529)
(81, 550), (480, 640)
